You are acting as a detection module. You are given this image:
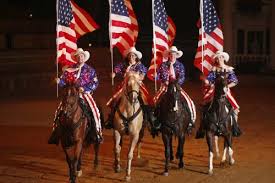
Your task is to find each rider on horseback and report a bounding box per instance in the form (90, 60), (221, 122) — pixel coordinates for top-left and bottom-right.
(48, 48), (103, 144)
(104, 47), (152, 129)
(196, 51), (242, 138)
(153, 46), (196, 134)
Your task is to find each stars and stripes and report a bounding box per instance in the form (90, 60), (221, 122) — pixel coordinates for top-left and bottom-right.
(147, 0), (176, 81)
(193, 0), (224, 76)
(57, 0), (99, 66)
(110, 0), (138, 56)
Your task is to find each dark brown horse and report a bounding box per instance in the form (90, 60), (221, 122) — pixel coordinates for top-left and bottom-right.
(202, 71), (235, 175)
(58, 85), (101, 183)
(158, 81), (192, 176)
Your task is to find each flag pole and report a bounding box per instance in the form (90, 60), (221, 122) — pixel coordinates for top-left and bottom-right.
(56, 0), (59, 98)
(200, 0), (204, 74)
(108, 0), (114, 86)
(152, 0), (157, 93)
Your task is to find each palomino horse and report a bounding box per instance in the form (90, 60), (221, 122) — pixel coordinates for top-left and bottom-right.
(202, 71), (235, 175)
(113, 73), (143, 181)
(58, 85), (101, 183)
(158, 81), (192, 176)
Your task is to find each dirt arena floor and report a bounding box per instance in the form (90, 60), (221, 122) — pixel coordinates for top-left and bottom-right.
(0, 75), (275, 183)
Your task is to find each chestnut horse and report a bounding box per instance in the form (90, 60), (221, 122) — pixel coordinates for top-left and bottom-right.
(58, 85), (101, 183)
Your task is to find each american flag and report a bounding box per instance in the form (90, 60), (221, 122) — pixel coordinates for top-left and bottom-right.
(147, 0), (176, 81)
(110, 0), (138, 56)
(57, 0), (99, 66)
(193, 0), (223, 75)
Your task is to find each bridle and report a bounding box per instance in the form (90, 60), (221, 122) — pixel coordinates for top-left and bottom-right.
(124, 88), (140, 104)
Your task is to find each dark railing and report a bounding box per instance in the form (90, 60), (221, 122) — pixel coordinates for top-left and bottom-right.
(234, 54), (271, 73)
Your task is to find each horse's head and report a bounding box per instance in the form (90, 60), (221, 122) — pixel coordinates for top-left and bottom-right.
(164, 81), (182, 112)
(166, 80), (181, 101)
(124, 72), (141, 104)
(62, 84), (79, 117)
(214, 71), (228, 99)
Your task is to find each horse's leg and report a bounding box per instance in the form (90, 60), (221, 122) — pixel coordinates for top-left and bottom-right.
(221, 137), (228, 165)
(225, 134), (235, 165)
(177, 134), (185, 169)
(64, 148), (76, 183)
(73, 139), (83, 180)
(76, 147), (83, 177)
(137, 142), (142, 159)
(162, 132), (170, 176)
(113, 130), (122, 173)
(170, 136), (174, 161)
(214, 136), (220, 158)
(206, 131), (214, 175)
(137, 126), (144, 159)
(93, 142), (100, 169)
(125, 133), (139, 182)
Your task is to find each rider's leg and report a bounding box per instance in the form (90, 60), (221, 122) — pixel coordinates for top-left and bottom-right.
(179, 90), (196, 134)
(232, 109), (242, 137)
(139, 91), (160, 138)
(105, 99), (119, 129)
(79, 98), (103, 143)
(195, 103), (209, 139)
(48, 101), (63, 145)
(105, 86), (124, 129)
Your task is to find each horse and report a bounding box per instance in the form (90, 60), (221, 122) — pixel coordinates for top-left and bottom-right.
(202, 71), (235, 175)
(113, 72), (143, 181)
(158, 81), (192, 176)
(58, 85), (101, 183)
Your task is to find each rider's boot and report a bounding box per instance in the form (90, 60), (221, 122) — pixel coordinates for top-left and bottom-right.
(195, 105), (207, 139)
(232, 110), (242, 137)
(104, 101), (117, 129)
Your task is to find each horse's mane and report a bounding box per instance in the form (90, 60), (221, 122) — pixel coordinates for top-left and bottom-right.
(124, 72), (142, 87)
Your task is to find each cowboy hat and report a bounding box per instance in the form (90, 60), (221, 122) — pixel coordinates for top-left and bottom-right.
(213, 51), (229, 62)
(124, 47), (142, 59)
(72, 48), (90, 62)
(164, 46), (183, 59)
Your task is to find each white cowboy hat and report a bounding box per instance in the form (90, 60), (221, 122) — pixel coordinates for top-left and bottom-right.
(164, 46), (183, 59)
(72, 48), (90, 62)
(124, 47), (142, 59)
(213, 51), (229, 62)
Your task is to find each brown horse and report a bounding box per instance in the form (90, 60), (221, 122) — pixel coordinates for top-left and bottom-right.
(158, 81), (192, 176)
(58, 85), (100, 183)
(202, 71), (235, 175)
(113, 73), (143, 181)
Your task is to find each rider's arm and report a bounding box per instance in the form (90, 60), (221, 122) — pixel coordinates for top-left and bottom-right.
(58, 72), (68, 87)
(205, 71), (216, 86)
(113, 62), (124, 78)
(177, 63), (185, 86)
(227, 70), (238, 88)
(82, 67), (99, 93)
(137, 63), (147, 81)
(158, 62), (168, 85)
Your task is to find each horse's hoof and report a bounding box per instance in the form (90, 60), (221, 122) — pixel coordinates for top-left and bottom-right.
(170, 156), (174, 162)
(178, 162), (184, 169)
(208, 170), (213, 175)
(220, 161), (226, 167)
(229, 159), (235, 165)
(76, 170), (82, 177)
(163, 172), (169, 176)
(125, 175), (131, 182)
(115, 166), (121, 173)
